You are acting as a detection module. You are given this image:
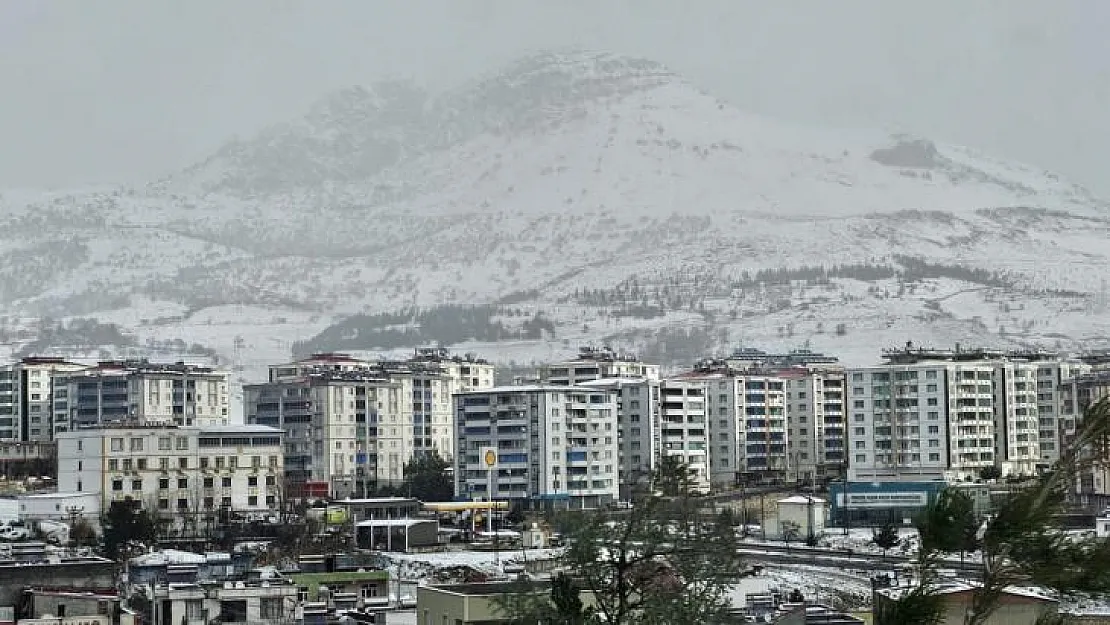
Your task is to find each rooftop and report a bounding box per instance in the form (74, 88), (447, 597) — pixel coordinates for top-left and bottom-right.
(427, 581), (550, 596)
(287, 570), (390, 585)
(456, 384), (616, 395)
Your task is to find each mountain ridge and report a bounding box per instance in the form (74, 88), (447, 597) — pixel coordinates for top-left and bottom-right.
(1, 49), (1108, 392)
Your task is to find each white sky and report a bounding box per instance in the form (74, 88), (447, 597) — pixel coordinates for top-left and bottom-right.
(1, 0), (1108, 193)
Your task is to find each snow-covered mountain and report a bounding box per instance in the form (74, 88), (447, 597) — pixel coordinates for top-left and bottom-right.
(2, 49), (1110, 391)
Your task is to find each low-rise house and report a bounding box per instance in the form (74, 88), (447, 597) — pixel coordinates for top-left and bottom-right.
(417, 581), (596, 625)
(874, 581), (1059, 625)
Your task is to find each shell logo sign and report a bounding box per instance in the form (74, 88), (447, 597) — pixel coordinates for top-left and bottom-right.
(481, 447), (498, 468)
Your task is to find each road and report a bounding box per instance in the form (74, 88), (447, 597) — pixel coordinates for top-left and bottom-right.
(736, 541), (984, 577)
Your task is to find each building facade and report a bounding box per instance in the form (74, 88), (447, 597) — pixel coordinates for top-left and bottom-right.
(657, 377), (710, 493)
(537, 346), (660, 385)
(846, 344), (1088, 483)
(250, 351), (495, 498)
(0, 357), (88, 442)
(578, 377), (660, 499)
(454, 385), (619, 509)
(51, 360), (230, 437)
(56, 424), (284, 527)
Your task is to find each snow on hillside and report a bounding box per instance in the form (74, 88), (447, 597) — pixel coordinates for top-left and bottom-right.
(2, 49), (1110, 383)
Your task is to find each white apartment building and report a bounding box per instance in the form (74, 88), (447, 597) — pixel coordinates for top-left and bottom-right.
(784, 367), (847, 483)
(578, 377), (660, 499)
(56, 424), (284, 527)
(453, 385), (619, 510)
(245, 370), (407, 498)
(52, 360), (230, 435)
(0, 357), (88, 442)
(254, 351), (495, 498)
(846, 345), (1086, 482)
(657, 377), (710, 493)
(538, 346), (661, 385)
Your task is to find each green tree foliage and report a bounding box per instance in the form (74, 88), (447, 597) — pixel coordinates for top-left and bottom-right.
(978, 465), (1002, 481)
(101, 499), (157, 560)
(881, 397), (1110, 625)
(497, 458), (747, 624)
(871, 522), (901, 557)
(401, 451), (454, 502)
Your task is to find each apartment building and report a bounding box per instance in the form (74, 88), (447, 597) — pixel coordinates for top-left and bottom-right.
(453, 385), (619, 510)
(846, 344), (1087, 482)
(251, 351), (495, 497)
(656, 377), (710, 493)
(245, 369), (406, 498)
(0, 357), (88, 442)
(52, 360), (230, 435)
(537, 346), (661, 385)
(577, 376), (659, 499)
(56, 424), (284, 526)
(1060, 370), (1110, 507)
(784, 367), (847, 482)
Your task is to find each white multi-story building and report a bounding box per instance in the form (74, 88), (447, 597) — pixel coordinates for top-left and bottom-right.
(846, 344), (1087, 482)
(246, 369), (406, 498)
(52, 360), (230, 435)
(578, 377), (660, 499)
(656, 376), (710, 493)
(453, 385), (619, 510)
(538, 347), (661, 385)
(0, 357), (88, 442)
(249, 350), (495, 498)
(56, 424), (284, 527)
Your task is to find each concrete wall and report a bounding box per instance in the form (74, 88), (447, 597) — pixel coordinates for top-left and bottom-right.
(0, 560), (117, 613)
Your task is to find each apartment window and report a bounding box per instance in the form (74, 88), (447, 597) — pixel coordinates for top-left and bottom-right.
(929, 453), (941, 461)
(229, 456), (238, 469)
(130, 438), (144, 452)
(248, 496), (258, 506)
(158, 498), (169, 510)
(215, 456), (225, 469)
(266, 475), (276, 486)
(200, 457), (209, 469)
(928, 426), (939, 434)
(178, 478), (188, 489)
(266, 495), (276, 508)
(855, 454), (867, 463)
(159, 478), (169, 490)
(203, 497), (214, 509)
(178, 457), (188, 469)
(248, 476), (258, 487)
(111, 480), (123, 492)
(123, 459), (133, 471)
(926, 370), (938, 379)
(137, 458), (148, 470)
(176, 437), (189, 450)
(852, 373), (864, 382)
(204, 477), (214, 488)
(269, 455), (279, 467)
(185, 600), (204, 621)
(222, 477), (232, 488)
(77, 440), (82, 451)
(110, 438), (124, 452)
(158, 437), (172, 450)
(177, 498), (188, 510)
(108, 459), (119, 471)
(160, 457), (169, 470)
(251, 456), (261, 468)
(221, 496), (232, 508)
(259, 598), (284, 620)
(131, 479), (142, 491)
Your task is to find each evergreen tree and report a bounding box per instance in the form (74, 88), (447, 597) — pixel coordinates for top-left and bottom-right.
(879, 397), (1110, 625)
(101, 499), (157, 560)
(871, 522), (901, 557)
(497, 458), (746, 624)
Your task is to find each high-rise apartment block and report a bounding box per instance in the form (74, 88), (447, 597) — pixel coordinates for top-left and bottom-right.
(0, 357), (88, 442)
(53, 360), (231, 435)
(246, 351), (494, 498)
(846, 343), (1089, 482)
(453, 385), (619, 509)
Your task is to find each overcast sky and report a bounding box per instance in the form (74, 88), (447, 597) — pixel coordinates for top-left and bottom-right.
(2, 0), (1108, 193)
